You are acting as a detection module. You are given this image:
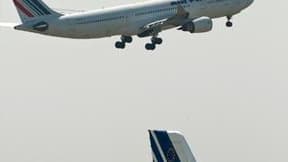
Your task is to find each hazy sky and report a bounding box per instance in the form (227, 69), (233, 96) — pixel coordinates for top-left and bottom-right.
(0, 1), (288, 162)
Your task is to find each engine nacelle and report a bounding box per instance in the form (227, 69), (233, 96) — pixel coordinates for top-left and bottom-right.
(180, 17), (213, 33)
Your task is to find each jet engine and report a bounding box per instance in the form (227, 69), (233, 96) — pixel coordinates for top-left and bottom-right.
(179, 17), (213, 33)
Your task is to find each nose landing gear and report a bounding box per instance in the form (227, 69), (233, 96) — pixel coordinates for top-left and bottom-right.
(226, 16), (233, 27)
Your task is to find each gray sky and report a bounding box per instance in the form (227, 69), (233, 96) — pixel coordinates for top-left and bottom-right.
(0, 0), (288, 162)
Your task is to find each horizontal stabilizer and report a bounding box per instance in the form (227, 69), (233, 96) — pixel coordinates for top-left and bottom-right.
(52, 8), (86, 14)
(0, 22), (18, 28)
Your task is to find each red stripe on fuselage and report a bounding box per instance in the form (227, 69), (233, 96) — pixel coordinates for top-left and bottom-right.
(13, 0), (34, 17)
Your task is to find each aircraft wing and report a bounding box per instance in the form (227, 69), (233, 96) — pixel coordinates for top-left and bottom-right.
(138, 5), (189, 37)
(166, 5), (190, 25)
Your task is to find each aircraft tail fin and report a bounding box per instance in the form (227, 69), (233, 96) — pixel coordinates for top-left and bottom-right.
(148, 130), (197, 162)
(13, 0), (61, 23)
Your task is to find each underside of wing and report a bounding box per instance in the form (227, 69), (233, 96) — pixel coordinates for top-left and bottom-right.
(138, 5), (189, 37)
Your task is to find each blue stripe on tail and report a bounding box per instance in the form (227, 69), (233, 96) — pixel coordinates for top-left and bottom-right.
(30, 0), (51, 15)
(23, 0), (44, 16)
(149, 130), (164, 162)
(154, 131), (181, 162)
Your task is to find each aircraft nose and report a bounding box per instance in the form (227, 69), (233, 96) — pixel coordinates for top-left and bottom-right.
(247, 0), (254, 6)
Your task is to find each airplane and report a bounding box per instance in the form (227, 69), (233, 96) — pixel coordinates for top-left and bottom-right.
(9, 0), (254, 50)
(148, 130), (197, 162)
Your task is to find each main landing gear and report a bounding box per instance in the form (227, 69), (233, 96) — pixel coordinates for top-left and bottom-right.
(226, 16), (233, 27)
(115, 35), (133, 49)
(145, 36), (163, 51)
(115, 35), (163, 51)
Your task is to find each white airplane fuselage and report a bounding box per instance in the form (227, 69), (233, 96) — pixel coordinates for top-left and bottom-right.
(17, 0), (254, 39)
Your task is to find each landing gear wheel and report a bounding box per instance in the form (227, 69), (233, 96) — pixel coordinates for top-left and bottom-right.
(115, 41), (125, 49)
(121, 36), (133, 43)
(125, 36), (133, 43)
(145, 43), (156, 50)
(226, 21), (233, 27)
(152, 37), (163, 45)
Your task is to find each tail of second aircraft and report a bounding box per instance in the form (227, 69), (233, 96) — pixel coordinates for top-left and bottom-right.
(13, 0), (61, 23)
(149, 130), (197, 162)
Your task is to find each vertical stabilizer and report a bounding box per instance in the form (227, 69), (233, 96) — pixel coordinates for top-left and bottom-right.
(12, 0), (61, 23)
(149, 130), (197, 162)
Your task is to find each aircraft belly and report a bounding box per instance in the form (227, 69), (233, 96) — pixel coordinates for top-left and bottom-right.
(59, 21), (125, 38)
